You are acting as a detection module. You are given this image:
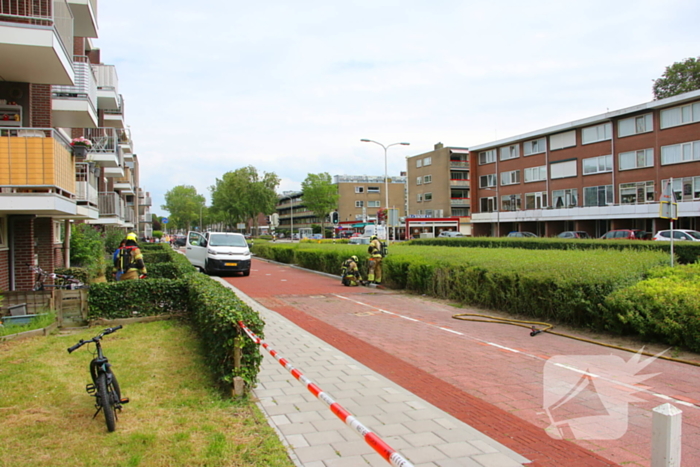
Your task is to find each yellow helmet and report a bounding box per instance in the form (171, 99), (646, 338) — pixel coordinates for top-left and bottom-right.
(351, 255), (358, 262)
(370, 235), (377, 241)
(126, 232), (137, 241)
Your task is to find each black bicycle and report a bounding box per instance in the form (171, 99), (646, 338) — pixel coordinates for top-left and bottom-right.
(67, 326), (128, 432)
(29, 264), (87, 291)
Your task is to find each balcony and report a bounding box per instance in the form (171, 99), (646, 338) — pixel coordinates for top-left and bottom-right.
(449, 179), (470, 187)
(52, 56), (98, 128)
(92, 64), (119, 109)
(139, 195), (151, 206)
(92, 191), (125, 225)
(450, 198), (470, 206)
(0, 0), (75, 85)
(67, 0), (98, 38)
(83, 127), (122, 167)
(102, 94), (125, 128)
(114, 167), (134, 194)
(0, 128), (77, 215)
(74, 161), (99, 219)
(139, 213), (152, 223)
(450, 160), (469, 168)
(118, 128), (133, 160)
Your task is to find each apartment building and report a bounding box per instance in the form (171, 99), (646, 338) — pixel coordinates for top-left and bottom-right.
(470, 90), (700, 237)
(0, 0), (147, 291)
(275, 191), (316, 235)
(334, 174), (406, 224)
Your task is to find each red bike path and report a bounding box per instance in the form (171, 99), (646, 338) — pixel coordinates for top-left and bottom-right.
(225, 258), (700, 467)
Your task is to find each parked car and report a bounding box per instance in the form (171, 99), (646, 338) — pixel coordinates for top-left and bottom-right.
(438, 231), (465, 238)
(173, 235), (186, 247)
(600, 229), (650, 240)
(348, 237), (370, 245)
(557, 231), (591, 239)
(185, 231), (251, 276)
(653, 229), (700, 241)
(506, 231), (538, 238)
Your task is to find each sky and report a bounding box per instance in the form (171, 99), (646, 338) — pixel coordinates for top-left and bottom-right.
(94, 0), (700, 217)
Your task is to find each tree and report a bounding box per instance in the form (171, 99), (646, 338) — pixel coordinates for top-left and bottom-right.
(210, 166), (279, 233)
(653, 57), (700, 100)
(151, 214), (162, 232)
(301, 173), (339, 238)
(161, 185), (205, 232)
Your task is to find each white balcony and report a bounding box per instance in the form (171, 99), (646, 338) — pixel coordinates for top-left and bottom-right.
(104, 167), (124, 178)
(67, 0), (98, 38)
(83, 127), (122, 167)
(0, 0), (75, 85)
(52, 56), (98, 128)
(102, 94), (125, 128)
(118, 128), (133, 159)
(92, 64), (119, 109)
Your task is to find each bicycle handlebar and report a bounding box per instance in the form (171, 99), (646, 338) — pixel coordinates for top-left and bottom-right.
(66, 325), (123, 353)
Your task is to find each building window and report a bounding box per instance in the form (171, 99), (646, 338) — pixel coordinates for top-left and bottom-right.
(525, 192), (547, 209)
(550, 130), (576, 150)
(584, 185), (613, 207)
(619, 148), (653, 170)
(355, 186), (364, 194)
(416, 176), (422, 185)
(663, 177), (700, 201)
(355, 200), (364, 208)
(500, 144), (519, 161)
(501, 194), (521, 211)
(423, 156), (432, 166)
(0, 217), (6, 249)
(500, 170), (520, 186)
(367, 186), (380, 193)
(523, 137), (546, 156)
(661, 140), (700, 165)
(479, 174), (496, 188)
(424, 192), (432, 201)
(452, 207), (470, 216)
(618, 114), (653, 137)
(581, 122), (612, 145)
(550, 160), (577, 179)
(620, 181), (654, 204)
(53, 221), (65, 243)
(423, 175), (432, 184)
(480, 197), (496, 213)
(368, 200), (381, 208)
(416, 159), (423, 168)
(479, 149), (496, 165)
(583, 154), (613, 174)
(552, 188), (578, 208)
(417, 193), (423, 202)
(660, 102), (700, 129)
(524, 166), (547, 183)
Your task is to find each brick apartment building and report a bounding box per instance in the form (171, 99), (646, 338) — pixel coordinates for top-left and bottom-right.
(0, 0), (149, 291)
(469, 90), (700, 237)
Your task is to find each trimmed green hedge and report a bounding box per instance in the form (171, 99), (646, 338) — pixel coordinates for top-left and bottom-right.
(88, 244), (264, 388)
(409, 237), (700, 264)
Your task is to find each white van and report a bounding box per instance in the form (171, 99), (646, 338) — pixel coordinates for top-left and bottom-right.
(185, 231), (251, 276)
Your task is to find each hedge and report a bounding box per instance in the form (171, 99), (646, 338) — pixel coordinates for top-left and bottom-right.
(88, 244), (264, 389)
(409, 237), (700, 264)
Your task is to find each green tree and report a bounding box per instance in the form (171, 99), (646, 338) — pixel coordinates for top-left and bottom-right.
(301, 173), (339, 238)
(161, 185), (205, 232)
(653, 57), (700, 100)
(210, 166), (280, 233)
(151, 214), (162, 231)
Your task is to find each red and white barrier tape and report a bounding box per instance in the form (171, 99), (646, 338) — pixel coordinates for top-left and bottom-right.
(238, 321), (415, 467)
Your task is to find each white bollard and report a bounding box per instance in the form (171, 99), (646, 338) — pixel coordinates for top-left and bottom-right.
(651, 403), (682, 467)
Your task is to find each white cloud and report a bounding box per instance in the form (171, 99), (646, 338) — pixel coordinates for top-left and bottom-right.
(95, 0), (700, 215)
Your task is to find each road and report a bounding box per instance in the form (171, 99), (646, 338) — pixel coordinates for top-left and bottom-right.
(224, 257), (700, 467)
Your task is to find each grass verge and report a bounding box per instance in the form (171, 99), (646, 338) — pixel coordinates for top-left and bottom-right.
(0, 320), (294, 467)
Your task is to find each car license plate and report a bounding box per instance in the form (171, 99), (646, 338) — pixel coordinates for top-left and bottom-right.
(225, 262), (237, 266)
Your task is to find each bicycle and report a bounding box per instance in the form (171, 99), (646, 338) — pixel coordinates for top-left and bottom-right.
(67, 326), (129, 432)
(28, 264), (87, 291)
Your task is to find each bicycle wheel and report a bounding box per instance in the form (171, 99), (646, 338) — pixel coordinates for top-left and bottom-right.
(96, 373), (116, 432)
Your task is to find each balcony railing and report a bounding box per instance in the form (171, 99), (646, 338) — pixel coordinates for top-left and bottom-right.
(450, 198), (470, 206)
(52, 55), (98, 110)
(450, 179), (470, 187)
(0, 0), (73, 56)
(98, 191), (125, 218)
(92, 64), (119, 93)
(0, 128), (75, 196)
(75, 162), (98, 205)
(450, 161), (469, 168)
(104, 94), (124, 115)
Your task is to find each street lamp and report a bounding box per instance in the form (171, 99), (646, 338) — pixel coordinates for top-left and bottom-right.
(360, 139), (410, 240)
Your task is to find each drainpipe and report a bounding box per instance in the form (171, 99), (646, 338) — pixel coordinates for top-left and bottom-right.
(63, 219), (71, 267)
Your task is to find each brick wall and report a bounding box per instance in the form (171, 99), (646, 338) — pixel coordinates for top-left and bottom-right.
(35, 218), (56, 286)
(12, 217), (35, 291)
(29, 84), (51, 128)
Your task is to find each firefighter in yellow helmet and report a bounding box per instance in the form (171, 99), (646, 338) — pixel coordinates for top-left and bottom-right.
(114, 232), (147, 280)
(341, 255), (364, 286)
(367, 235), (384, 284)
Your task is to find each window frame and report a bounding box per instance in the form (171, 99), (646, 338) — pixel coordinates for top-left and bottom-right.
(618, 113), (653, 137)
(499, 144), (520, 161)
(423, 175), (432, 184)
(479, 149), (497, 165)
(582, 154), (613, 175)
(355, 186), (365, 194)
(424, 192), (433, 201)
(661, 140), (700, 165)
(660, 103), (700, 129)
(423, 156), (432, 166)
(367, 186), (380, 193)
(523, 165), (547, 183)
(581, 122), (612, 145)
(523, 137), (546, 156)
(619, 148), (654, 170)
(552, 188), (579, 209)
(500, 169), (521, 186)
(355, 200), (364, 208)
(619, 181), (654, 205)
(479, 174), (497, 188)
(583, 185), (613, 207)
(367, 200), (381, 208)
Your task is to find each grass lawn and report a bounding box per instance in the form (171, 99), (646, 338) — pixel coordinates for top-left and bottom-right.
(0, 320), (294, 467)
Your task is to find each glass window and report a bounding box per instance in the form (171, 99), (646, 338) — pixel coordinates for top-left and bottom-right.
(524, 166), (547, 182)
(584, 185), (613, 207)
(479, 149), (497, 165)
(480, 197), (496, 212)
(416, 176), (422, 185)
(367, 186), (380, 193)
(368, 200), (381, 208)
(479, 174), (496, 188)
(552, 189), (578, 208)
(550, 160), (577, 179)
(525, 192), (547, 209)
(550, 130), (576, 150)
(500, 144), (519, 161)
(661, 141), (700, 165)
(500, 170), (520, 186)
(355, 200), (364, 207)
(619, 149), (653, 170)
(355, 186), (364, 193)
(619, 181), (654, 204)
(582, 123), (612, 144)
(660, 103), (700, 128)
(416, 159), (422, 168)
(423, 157), (432, 166)
(583, 154), (612, 174)
(423, 175), (432, 184)
(416, 193), (423, 202)
(424, 192), (432, 201)
(618, 114), (653, 137)
(523, 138), (546, 156)
(501, 194), (521, 211)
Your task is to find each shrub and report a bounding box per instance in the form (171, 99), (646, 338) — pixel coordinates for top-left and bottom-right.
(70, 223), (106, 278)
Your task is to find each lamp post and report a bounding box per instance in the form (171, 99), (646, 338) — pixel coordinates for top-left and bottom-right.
(199, 204), (204, 232)
(360, 139), (410, 240)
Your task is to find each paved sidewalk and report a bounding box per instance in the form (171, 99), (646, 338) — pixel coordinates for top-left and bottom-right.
(216, 278), (530, 467)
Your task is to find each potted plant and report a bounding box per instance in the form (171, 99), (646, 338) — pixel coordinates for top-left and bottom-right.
(70, 136), (93, 158)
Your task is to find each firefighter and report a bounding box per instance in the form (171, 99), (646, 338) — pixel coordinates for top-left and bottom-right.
(341, 255), (363, 286)
(115, 232), (147, 281)
(367, 235), (384, 284)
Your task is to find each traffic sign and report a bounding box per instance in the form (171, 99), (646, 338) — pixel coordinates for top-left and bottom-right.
(161, 217), (169, 224)
(659, 180), (677, 220)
